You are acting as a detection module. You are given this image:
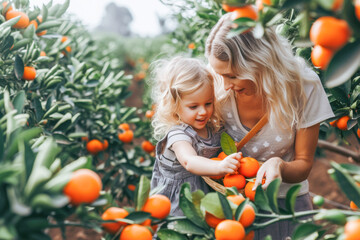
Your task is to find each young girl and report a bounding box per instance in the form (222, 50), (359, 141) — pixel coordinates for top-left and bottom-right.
(150, 56), (242, 216)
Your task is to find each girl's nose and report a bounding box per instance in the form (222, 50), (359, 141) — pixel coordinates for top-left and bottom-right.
(198, 106), (206, 115)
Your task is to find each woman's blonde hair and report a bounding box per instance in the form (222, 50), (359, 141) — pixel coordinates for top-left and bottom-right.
(150, 56), (223, 141)
(205, 13), (317, 131)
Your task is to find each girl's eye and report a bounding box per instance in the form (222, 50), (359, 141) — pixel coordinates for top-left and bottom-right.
(229, 76), (237, 79)
(205, 102), (213, 106)
(189, 106), (197, 109)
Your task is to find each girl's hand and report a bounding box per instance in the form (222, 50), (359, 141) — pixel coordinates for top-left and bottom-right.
(253, 157), (284, 190)
(217, 152), (242, 175)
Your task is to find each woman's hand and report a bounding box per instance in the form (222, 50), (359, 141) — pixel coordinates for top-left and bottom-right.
(216, 152), (242, 176)
(253, 157), (284, 190)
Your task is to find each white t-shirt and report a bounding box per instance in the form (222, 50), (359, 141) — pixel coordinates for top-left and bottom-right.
(221, 71), (334, 198)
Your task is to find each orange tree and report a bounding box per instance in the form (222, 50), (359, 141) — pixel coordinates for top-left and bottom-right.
(0, 0), (163, 238)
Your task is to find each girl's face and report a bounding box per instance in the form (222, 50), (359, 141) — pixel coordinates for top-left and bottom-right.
(177, 83), (214, 132)
(209, 55), (256, 96)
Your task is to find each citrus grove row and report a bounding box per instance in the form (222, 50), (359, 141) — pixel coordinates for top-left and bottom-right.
(1, 0), (360, 240)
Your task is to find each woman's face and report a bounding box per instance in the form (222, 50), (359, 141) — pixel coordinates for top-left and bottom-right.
(209, 55), (256, 96)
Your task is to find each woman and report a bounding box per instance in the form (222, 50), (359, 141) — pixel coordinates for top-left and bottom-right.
(205, 13), (334, 239)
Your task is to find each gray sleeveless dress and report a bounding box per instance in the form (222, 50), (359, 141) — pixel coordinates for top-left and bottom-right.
(150, 124), (222, 216)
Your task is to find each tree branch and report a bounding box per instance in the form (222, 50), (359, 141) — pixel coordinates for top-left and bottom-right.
(317, 139), (360, 162)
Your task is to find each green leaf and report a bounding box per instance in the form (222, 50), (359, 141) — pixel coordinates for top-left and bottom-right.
(157, 229), (187, 240)
(125, 211), (150, 224)
(254, 184), (272, 212)
(23, 24), (35, 38)
(292, 222), (322, 240)
(31, 194), (68, 208)
(325, 41), (360, 88)
(55, 0), (70, 17)
(12, 91), (25, 114)
(11, 38), (32, 51)
(234, 198), (249, 221)
(217, 192), (233, 220)
(37, 20), (61, 32)
(33, 97), (45, 122)
(2, 15), (21, 28)
(7, 128), (42, 159)
(168, 219), (207, 235)
(281, 0), (310, 9)
(266, 178), (281, 213)
(331, 161), (360, 207)
(135, 175), (150, 211)
(313, 209), (347, 225)
(329, 87), (350, 106)
(14, 55), (24, 80)
(52, 112), (72, 131)
(339, 163), (360, 175)
(200, 192), (224, 219)
(220, 132), (237, 155)
(285, 184), (301, 214)
(180, 183), (209, 229)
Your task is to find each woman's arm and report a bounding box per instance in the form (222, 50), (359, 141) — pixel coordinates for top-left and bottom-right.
(172, 140), (241, 176)
(254, 123), (320, 189)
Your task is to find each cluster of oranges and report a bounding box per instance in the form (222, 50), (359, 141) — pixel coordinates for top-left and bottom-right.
(63, 168), (102, 206)
(118, 123), (134, 143)
(85, 138), (109, 155)
(309, 1), (352, 70)
(205, 194), (255, 240)
(61, 36), (72, 55)
(329, 115), (350, 131)
(212, 152), (260, 202)
(101, 194), (171, 239)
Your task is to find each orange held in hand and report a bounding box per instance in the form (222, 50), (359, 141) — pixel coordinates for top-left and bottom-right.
(223, 174), (246, 190)
(63, 169), (102, 205)
(101, 207), (129, 234)
(22, 66), (36, 81)
(119, 224), (152, 240)
(142, 194), (171, 219)
(239, 157), (260, 178)
(244, 181), (256, 201)
(215, 220), (245, 240)
(217, 151), (228, 160)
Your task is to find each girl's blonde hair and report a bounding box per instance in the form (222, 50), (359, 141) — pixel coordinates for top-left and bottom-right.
(205, 13), (317, 131)
(150, 56), (223, 141)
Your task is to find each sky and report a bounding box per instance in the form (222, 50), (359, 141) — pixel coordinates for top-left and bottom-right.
(31, 0), (172, 36)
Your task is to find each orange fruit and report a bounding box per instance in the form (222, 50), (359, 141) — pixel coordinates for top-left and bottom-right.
(142, 140), (155, 153)
(119, 224), (152, 240)
(141, 219), (158, 232)
(336, 116), (350, 130)
(205, 211), (224, 228)
(215, 220), (245, 240)
(244, 230), (255, 240)
(22, 66), (36, 81)
(350, 201), (358, 210)
(218, 151), (228, 160)
(142, 194), (171, 219)
(223, 174), (246, 190)
(63, 169), (102, 205)
(127, 184), (136, 191)
(2, 2), (13, 14)
(310, 16), (351, 50)
(344, 219), (360, 240)
(356, 0), (360, 21)
(227, 195), (245, 205)
(222, 4), (239, 12)
(101, 207), (129, 234)
(40, 51), (46, 56)
(65, 46), (72, 52)
(231, 5), (258, 21)
(332, 0), (343, 11)
(357, 128), (360, 138)
(311, 45), (334, 70)
(61, 36), (68, 43)
(118, 130), (134, 143)
(36, 30), (47, 36)
(256, 0), (272, 10)
(239, 204), (256, 227)
(245, 181), (256, 201)
(86, 139), (104, 155)
(6, 10), (29, 29)
(210, 157), (224, 179)
(134, 71), (146, 81)
(188, 42), (196, 49)
(29, 19), (38, 29)
(81, 136), (89, 142)
(239, 157), (260, 178)
(102, 139), (109, 150)
(119, 123), (130, 131)
(145, 110), (154, 119)
(329, 119), (338, 127)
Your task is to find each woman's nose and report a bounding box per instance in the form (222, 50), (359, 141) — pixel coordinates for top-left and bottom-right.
(223, 78), (234, 91)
